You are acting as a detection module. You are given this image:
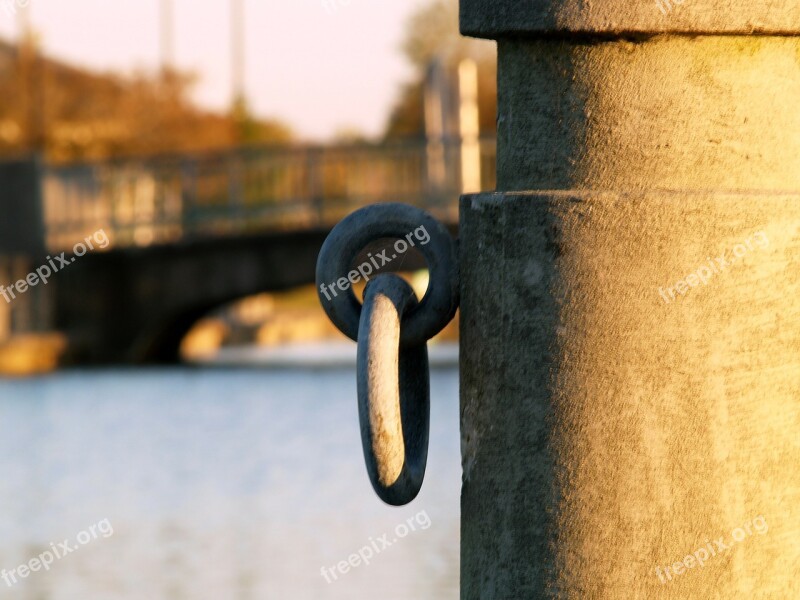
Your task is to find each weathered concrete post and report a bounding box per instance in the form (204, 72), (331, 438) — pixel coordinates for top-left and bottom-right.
(459, 1), (800, 597)
(0, 158), (46, 340)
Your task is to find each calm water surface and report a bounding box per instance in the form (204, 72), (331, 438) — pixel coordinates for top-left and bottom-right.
(0, 365), (460, 599)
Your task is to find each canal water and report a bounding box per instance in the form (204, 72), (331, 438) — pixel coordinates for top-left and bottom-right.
(0, 364), (460, 599)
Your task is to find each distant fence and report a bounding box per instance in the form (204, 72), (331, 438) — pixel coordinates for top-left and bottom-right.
(41, 138), (496, 251)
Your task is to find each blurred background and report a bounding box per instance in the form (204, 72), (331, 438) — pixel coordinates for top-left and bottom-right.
(0, 0), (496, 597)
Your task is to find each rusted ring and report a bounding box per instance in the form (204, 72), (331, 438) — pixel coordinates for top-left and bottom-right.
(316, 203), (459, 347)
(357, 274), (429, 506)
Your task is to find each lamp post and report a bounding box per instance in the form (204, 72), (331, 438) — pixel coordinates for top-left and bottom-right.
(160, 0), (174, 76)
(231, 0), (245, 106)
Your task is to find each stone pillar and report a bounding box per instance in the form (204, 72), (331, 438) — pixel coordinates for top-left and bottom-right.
(0, 158), (45, 255)
(459, 2), (800, 598)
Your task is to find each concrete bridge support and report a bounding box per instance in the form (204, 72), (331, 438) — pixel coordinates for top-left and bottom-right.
(459, 1), (800, 597)
(53, 230), (329, 364)
(0, 158), (49, 342)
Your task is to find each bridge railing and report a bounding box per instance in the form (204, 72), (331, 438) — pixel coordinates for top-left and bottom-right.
(41, 138), (496, 251)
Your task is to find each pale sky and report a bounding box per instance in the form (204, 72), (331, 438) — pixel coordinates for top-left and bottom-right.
(0, 0), (430, 140)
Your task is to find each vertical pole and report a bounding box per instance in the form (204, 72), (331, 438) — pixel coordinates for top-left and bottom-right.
(307, 147), (325, 227)
(160, 0), (174, 75)
(458, 1), (800, 598)
(15, 0), (28, 41)
(457, 59), (480, 195)
(16, 8), (35, 153)
(231, 0), (246, 106)
(424, 58), (447, 198)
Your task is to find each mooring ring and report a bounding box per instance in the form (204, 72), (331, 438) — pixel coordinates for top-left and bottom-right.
(357, 274), (429, 506)
(316, 203), (459, 347)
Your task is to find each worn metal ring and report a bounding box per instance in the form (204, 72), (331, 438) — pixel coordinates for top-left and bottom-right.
(316, 203), (459, 347)
(357, 274), (429, 506)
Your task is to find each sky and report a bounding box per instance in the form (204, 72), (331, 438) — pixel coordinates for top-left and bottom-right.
(0, 0), (430, 141)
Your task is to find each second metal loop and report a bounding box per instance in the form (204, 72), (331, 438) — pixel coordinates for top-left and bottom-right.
(357, 273), (430, 506)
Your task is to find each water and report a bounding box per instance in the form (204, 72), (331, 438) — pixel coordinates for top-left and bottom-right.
(0, 366), (460, 599)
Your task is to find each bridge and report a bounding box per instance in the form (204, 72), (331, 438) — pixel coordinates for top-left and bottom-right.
(0, 139), (495, 363)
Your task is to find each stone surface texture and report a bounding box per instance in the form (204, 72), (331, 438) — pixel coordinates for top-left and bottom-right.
(458, 1), (800, 598)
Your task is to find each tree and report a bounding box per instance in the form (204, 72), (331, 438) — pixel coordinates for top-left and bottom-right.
(0, 37), (292, 162)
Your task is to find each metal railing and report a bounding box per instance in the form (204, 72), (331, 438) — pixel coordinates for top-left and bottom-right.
(42, 138), (496, 251)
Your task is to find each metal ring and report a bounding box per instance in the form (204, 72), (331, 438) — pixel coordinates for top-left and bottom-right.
(316, 203), (459, 347)
(357, 274), (429, 506)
